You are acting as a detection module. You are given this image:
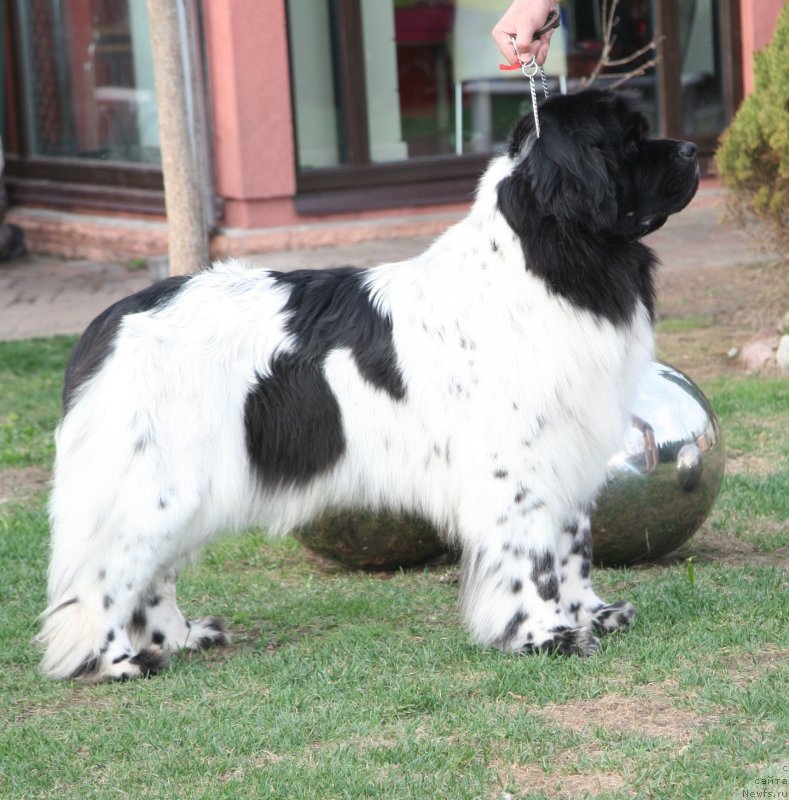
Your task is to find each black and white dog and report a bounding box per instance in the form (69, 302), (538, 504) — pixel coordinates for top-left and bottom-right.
(39, 90), (699, 681)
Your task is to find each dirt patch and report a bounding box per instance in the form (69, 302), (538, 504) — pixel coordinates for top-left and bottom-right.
(534, 691), (714, 747)
(669, 525), (789, 569)
(494, 750), (634, 799)
(655, 260), (788, 381)
(493, 682), (717, 799)
(218, 751), (283, 783)
(12, 686), (137, 722)
(495, 652), (786, 799)
(721, 646), (789, 688)
(724, 449), (777, 477)
(0, 466), (50, 505)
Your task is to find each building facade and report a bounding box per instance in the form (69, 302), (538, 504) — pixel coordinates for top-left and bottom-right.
(1, 0), (784, 260)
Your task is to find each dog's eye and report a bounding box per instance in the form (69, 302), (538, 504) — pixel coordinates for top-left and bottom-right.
(625, 139), (639, 157)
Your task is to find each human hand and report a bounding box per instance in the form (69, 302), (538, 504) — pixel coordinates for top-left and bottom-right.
(492, 0), (557, 66)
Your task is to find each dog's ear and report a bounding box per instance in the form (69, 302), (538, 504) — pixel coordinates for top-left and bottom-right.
(525, 129), (618, 230)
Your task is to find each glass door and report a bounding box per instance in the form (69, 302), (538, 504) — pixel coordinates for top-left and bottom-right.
(656, 0), (741, 145)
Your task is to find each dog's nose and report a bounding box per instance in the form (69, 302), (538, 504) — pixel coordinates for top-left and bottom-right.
(679, 141), (697, 159)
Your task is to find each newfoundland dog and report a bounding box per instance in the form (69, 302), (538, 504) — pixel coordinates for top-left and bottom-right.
(39, 89), (699, 681)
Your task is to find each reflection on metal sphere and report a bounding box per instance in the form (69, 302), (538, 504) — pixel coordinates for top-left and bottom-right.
(677, 444), (704, 491)
(297, 361), (724, 571)
(591, 361), (725, 566)
(294, 510), (448, 571)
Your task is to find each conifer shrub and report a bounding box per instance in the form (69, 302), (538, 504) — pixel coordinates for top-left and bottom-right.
(715, 6), (789, 254)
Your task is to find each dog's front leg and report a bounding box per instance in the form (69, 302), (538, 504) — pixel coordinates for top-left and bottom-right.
(558, 509), (637, 634)
(458, 500), (599, 656)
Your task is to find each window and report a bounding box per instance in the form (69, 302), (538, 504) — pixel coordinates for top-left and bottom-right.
(287, 0), (740, 214)
(677, 0), (727, 134)
(288, 0), (559, 168)
(13, 0), (159, 163)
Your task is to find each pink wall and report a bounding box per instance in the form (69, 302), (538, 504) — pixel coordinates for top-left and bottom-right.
(203, 0), (297, 227)
(740, 0), (784, 96)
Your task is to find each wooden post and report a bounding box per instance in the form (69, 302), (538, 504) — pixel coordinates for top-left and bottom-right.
(145, 0), (207, 276)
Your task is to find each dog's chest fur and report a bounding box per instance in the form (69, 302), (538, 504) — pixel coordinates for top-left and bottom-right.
(355, 201), (654, 533)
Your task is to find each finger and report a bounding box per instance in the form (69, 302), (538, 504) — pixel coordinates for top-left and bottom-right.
(514, 31), (540, 63)
(535, 30), (554, 66)
(492, 28), (520, 64)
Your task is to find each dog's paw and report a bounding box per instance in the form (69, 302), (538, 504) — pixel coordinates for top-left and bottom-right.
(127, 647), (169, 677)
(518, 626), (600, 657)
(73, 646), (169, 683)
(103, 647), (168, 682)
(590, 600), (636, 634)
(184, 617), (231, 650)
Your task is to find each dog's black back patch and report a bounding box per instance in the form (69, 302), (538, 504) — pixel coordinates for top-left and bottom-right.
(63, 276), (191, 412)
(244, 267), (405, 488)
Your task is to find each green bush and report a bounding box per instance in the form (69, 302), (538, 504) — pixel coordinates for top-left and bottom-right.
(715, 6), (789, 253)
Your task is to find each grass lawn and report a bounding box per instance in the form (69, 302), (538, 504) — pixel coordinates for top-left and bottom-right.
(0, 322), (787, 799)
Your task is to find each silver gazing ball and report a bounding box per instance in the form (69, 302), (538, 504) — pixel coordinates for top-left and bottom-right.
(294, 510), (449, 571)
(591, 361), (725, 566)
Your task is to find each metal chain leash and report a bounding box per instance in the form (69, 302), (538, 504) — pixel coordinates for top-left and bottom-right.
(509, 37), (550, 138)
(539, 63), (551, 102)
(498, 11), (560, 138)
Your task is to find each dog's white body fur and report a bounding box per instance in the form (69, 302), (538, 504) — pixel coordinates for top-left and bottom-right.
(40, 154), (653, 681)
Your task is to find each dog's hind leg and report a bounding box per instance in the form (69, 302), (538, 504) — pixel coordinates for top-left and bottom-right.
(39, 524), (216, 682)
(39, 438), (212, 681)
(557, 509), (636, 634)
(458, 497), (600, 657)
(38, 557), (171, 683)
(126, 568), (230, 656)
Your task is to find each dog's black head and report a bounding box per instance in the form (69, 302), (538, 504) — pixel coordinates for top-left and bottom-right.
(499, 89), (699, 240)
(496, 89), (699, 324)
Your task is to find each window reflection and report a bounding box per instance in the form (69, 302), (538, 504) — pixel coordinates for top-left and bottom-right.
(678, 0), (725, 133)
(288, 0), (727, 170)
(15, 0), (159, 163)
